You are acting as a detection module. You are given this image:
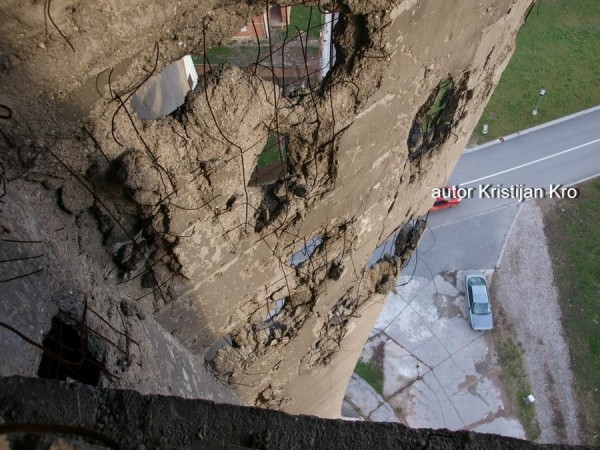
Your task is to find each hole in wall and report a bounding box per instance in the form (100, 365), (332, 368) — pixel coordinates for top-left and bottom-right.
(367, 228), (402, 268)
(366, 218), (427, 268)
(249, 132), (288, 186)
(289, 235), (323, 268)
(131, 55), (198, 120)
(251, 297), (289, 345)
(37, 317), (101, 386)
(407, 77), (461, 161)
(264, 298), (286, 323)
(204, 334), (234, 364)
(193, 4), (337, 96)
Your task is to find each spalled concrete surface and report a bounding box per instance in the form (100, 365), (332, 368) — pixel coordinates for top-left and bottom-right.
(0, 192), (52, 378)
(134, 317), (240, 403)
(0, 376), (584, 450)
(345, 273), (527, 440)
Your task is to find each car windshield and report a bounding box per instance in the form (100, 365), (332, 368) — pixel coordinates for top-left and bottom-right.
(468, 277), (486, 286)
(473, 302), (490, 315)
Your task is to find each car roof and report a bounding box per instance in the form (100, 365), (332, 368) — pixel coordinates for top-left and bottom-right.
(471, 285), (489, 303)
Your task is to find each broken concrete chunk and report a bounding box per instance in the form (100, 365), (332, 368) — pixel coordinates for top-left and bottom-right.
(58, 179), (95, 214)
(113, 148), (162, 194)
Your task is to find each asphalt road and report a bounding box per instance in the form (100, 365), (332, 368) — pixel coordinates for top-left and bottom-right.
(403, 107), (600, 278)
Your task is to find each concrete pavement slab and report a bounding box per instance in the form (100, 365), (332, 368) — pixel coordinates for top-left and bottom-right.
(383, 306), (433, 351)
(408, 291), (441, 328)
(389, 371), (464, 430)
(373, 293), (408, 331)
(345, 375), (384, 417)
(395, 276), (431, 302)
(465, 377), (504, 415)
(341, 400), (362, 419)
(361, 332), (388, 362)
(431, 274), (461, 297)
(450, 337), (490, 377)
(370, 402), (401, 423)
(451, 377), (504, 427)
(432, 356), (469, 399)
(410, 335), (450, 368)
(472, 417), (526, 440)
(383, 339), (429, 397)
(431, 316), (479, 355)
(404, 277), (440, 305)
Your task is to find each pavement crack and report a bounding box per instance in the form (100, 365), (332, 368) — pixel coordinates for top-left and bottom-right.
(430, 370), (466, 428)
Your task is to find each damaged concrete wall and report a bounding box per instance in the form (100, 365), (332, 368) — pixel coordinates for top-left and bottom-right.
(0, 0), (530, 418)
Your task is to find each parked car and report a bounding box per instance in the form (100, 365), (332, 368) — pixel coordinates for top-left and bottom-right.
(465, 273), (493, 331)
(430, 186), (462, 212)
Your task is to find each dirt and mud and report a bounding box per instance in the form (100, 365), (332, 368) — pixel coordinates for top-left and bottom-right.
(0, 0), (531, 417)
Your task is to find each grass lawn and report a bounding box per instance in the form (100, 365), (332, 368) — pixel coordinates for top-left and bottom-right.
(354, 358), (384, 396)
(542, 180), (600, 445)
(423, 78), (454, 134)
(257, 133), (286, 167)
(495, 334), (541, 440)
(471, 0), (600, 145)
(289, 4), (323, 39)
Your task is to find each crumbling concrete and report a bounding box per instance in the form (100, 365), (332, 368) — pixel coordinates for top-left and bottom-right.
(1, 0), (531, 419)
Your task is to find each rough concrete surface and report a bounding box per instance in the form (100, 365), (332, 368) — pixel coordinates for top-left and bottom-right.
(1, 0), (533, 421)
(0, 376), (590, 449)
(493, 201), (582, 444)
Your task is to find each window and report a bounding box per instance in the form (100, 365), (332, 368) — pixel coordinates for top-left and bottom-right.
(473, 302), (490, 315)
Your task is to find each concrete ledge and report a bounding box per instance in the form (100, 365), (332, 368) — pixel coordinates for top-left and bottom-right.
(465, 105), (600, 154)
(0, 376), (588, 449)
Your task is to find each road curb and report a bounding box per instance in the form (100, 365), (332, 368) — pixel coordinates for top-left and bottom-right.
(464, 105), (600, 154)
(564, 172), (600, 189)
(495, 203), (523, 269)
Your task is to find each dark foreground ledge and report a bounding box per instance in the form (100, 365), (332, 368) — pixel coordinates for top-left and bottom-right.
(0, 376), (589, 449)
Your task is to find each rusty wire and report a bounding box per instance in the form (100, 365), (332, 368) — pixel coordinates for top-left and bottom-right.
(44, 0), (75, 52)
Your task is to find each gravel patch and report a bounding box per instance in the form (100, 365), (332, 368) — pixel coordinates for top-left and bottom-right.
(493, 201), (581, 444)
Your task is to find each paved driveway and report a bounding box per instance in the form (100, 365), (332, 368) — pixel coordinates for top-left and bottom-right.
(344, 272), (525, 439)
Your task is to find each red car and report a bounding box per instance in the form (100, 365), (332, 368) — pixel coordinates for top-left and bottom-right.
(430, 186), (462, 212)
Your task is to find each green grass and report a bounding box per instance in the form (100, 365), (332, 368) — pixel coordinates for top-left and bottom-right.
(496, 336), (541, 440)
(354, 358), (384, 396)
(289, 4), (323, 39)
(192, 47), (234, 65)
(257, 133), (287, 167)
(472, 0), (600, 145)
(543, 180), (600, 445)
(423, 78), (454, 134)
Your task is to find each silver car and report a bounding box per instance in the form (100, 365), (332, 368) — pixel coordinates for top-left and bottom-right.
(465, 273), (493, 331)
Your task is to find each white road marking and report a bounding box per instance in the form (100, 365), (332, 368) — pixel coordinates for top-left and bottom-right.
(458, 138), (600, 187)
